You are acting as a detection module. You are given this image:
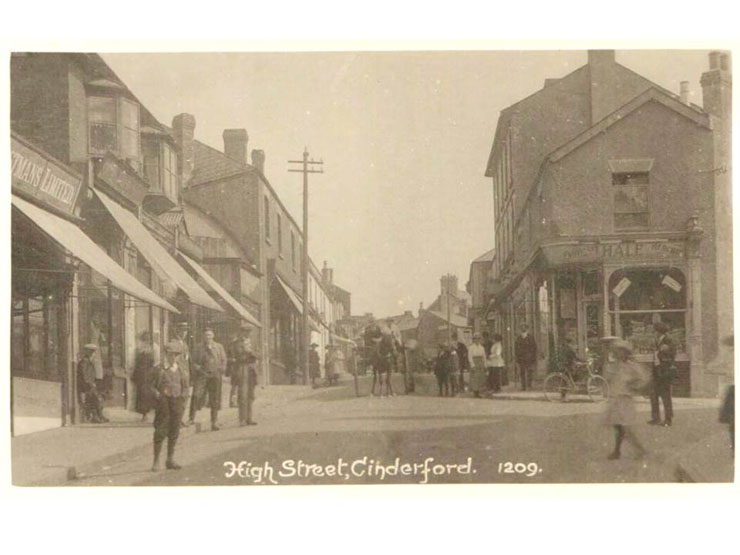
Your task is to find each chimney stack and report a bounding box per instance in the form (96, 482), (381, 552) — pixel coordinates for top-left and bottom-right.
(701, 51), (731, 119)
(223, 129), (248, 165)
(587, 49), (617, 124)
(321, 261), (333, 286)
(251, 149), (265, 173)
(172, 113), (196, 186)
(680, 81), (690, 104)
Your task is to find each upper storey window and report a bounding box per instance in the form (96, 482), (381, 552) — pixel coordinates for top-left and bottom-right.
(88, 95), (141, 168)
(610, 159), (653, 231)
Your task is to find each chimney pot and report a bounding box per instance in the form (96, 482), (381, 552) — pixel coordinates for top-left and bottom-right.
(251, 149), (266, 173)
(680, 81), (690, 104)
(709, 51), (722, 70)
(223, 129), (248, 165)
(720, 53), (730, 71)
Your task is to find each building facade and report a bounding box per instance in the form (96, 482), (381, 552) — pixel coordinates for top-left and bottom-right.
(481, 50), (732, 396)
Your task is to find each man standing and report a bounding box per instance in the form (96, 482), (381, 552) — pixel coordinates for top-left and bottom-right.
(172, 321), (192, 427)
(229, 328), (258, 426)
(77, 344), (108, 423)
(151, 341), (189, 471)
(190, 328), (227, 431)
(648, 321), (676, 427)
(309, 343), (321, 388)
(515, 324), (537, 391)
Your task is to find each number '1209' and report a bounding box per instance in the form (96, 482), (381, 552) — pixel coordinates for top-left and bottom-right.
(498, 462), (541, 477)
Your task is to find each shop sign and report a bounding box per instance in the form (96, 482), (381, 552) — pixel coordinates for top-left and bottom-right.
(11, 137), (82, 215)
(544, 240), (685, 266)
(662, 275), (682, 292)
(612, 277), (631, 297)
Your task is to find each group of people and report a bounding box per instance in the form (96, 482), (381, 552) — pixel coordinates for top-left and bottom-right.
(363, 321), (406, 396)
(433, 331), (506, 398)
(124, 322), (259, 471)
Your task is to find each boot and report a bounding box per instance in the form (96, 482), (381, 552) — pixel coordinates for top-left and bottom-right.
(152, 441), (163, 471)
(165, 438), (181, 470)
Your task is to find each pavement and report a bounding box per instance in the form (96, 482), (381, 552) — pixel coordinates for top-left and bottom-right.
(11, 385), (312, 486)
(10, 373), (733, 486)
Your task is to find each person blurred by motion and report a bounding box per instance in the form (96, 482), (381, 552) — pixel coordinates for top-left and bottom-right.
(515, 324), (537, 391)
(603, 339), (648, 460)
(309, 343), (321, 388)
(403, 339), (419, 394)
(488, 333), (505, 394)
(719, 335), (735, 452)
(190, 328), (227, 431)
(133, 331), (156, 422)
(468, 333), (487, 398)
(151, 341), (189, 471)
(648, 321), (676, 427)
(77, 344), (108, 423)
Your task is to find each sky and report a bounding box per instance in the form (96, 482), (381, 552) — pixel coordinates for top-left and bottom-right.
(102, 49), (712, 318)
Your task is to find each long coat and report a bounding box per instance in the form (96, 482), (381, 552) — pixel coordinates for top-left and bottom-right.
(133, 347), (157, 414)
(515, 334), (537, 365)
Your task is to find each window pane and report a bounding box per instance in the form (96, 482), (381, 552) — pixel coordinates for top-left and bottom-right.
(144, 156), (160, 188)
(27, 297), (44, 376)
(121, 128), (140, 159)
(88, 96), (116, 123)
(614, 185), (648, 213)
(609, 269), (686, 310)
(45, 300), (59, 377)
(619, 312), (686, 354)
(12, 300), (25, 375)
(90, 123), (118, 154)
(615, 213), (649, 229)
(119, 99), (139, 129)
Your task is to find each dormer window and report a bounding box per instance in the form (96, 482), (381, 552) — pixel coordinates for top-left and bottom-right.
(88, 95), (141, 169)
(142, 133), (179, 214)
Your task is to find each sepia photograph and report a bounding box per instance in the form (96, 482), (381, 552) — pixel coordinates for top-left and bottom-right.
(8, 47), (734, 488)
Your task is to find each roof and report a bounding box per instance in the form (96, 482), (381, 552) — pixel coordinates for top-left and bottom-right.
(397, 317), (419, 332)
(190, 139), (248, 186)
(424, 310), (470, 329)
(472, 248), (495, 264)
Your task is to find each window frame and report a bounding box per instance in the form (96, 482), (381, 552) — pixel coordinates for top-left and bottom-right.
(87, 94), (142, 169)
(612, 170), (651, 231)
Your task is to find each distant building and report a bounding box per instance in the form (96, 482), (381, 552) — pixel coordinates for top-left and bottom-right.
(467, 249), (495, 335)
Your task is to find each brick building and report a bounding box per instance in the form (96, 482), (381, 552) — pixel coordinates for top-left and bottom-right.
(481, 50), (731, 396)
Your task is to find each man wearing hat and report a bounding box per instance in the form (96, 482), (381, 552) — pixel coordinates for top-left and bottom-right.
(190, 328), (227, 431)
(649, 321), (676, 427)
(77, 344), (108, 423)
(171, 321), (192, 427)
(309, 342), (321, 388)
(228, 326), (259, 426)
(151, 341), (189, 471)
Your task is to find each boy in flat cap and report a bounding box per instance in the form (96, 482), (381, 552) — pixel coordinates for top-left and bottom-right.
(151, 341), (189, 471)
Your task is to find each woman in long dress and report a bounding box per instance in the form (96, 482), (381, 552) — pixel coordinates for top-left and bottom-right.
(603, 339), (648, 460)
(468, 334), (487, 398)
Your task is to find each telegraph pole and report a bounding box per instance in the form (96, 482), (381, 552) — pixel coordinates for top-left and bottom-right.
(288, 148), (323, 385)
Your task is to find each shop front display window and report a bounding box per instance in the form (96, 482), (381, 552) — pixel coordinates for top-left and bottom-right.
(11, 296), (63, 381)
(608, 268), (686, 355)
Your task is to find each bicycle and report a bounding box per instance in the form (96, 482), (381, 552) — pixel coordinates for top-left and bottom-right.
(543, 358), (609, 402)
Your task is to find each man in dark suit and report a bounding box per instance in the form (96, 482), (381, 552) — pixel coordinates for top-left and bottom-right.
(649, 321), (676, 427)
(514, 325), (537, 391)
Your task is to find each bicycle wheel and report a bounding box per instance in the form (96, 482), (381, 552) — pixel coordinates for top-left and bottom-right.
(543, 373), (570, 402)
(587, 375), (609, 402)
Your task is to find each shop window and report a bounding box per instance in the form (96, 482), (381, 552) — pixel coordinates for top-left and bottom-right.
(613, 172), (649, 230)
(583, 271), (601, 296)
(88, 95), (141, 168)
(11, 296), (63, 380)
(608, 268), (686, 355)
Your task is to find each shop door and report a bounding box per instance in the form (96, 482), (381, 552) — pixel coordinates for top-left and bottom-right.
(582, 300), (602, 356)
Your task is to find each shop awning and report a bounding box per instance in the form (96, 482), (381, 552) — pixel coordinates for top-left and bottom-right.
(94, 189), (222, 312)
(275, 274), (304, 315)
(180, 253), (261, 328)
(12, 195), (178, 313)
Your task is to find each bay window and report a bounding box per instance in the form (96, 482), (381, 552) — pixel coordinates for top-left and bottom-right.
(88, 95), (141, 168)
